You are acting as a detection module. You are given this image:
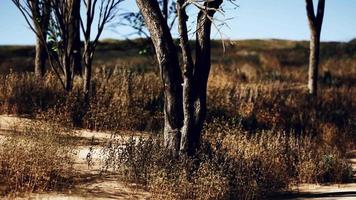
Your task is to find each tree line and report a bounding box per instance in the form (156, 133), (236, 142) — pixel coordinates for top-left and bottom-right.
(12, 0), (326, 156)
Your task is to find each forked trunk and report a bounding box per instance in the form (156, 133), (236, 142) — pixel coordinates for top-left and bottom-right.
(306, 0), (325, 96)
(30, 0), (50, 78)
(62, 0), (81, 92)
(180, 0), (223, 155)
(137, 0), (222, 156)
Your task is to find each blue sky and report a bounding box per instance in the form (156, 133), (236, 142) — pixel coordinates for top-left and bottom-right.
(0, 0), (355, 45)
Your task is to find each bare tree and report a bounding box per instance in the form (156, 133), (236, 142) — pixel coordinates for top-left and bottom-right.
(45, 0), (83, 91)
(306, 0), (325, 96)
(81, 0), (122, 101)
(12, 0), (50, 78)
(73, 0), (82, 76)
(119, 0), (176, 38)
(15, 0), (82, 91)
(14, 0), (121, 95)
(136, 0), (224, 156)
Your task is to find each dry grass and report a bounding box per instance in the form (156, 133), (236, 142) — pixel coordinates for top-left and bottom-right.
(101, 124), (352, 199)
(0, 68), (163, 131)
(0, 39), (355, 198)
(0, 122), (75, 196)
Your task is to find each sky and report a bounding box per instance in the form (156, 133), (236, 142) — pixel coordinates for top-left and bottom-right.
(0, 0), (355, 45)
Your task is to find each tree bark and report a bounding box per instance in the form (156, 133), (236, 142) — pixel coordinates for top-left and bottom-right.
(177, 0), (195, 155)
(306, 0), (325, 96)
(179, 0), (223, 155)
(64, 55), (73, 91)
(62, 0), (81, 92)
(34, 35), (47, 78)
(72, 0), (82, 76)
(137, 0), (223, 156)
(30, 0), (50, 78)
(162, 0), (169, 21)
(136, 0), (184, 156)
(83, 49), (92, 99)
(308, 30), (320, 96)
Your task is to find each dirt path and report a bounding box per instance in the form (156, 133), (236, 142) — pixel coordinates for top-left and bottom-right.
(0, 115), (355, 200)
(348, 150), (356, 176)
(0, 115), (151, 200)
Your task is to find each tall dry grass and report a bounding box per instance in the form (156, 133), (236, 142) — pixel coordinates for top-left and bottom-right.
(0, 122), (75, 196)
(101, 123), (352, 199)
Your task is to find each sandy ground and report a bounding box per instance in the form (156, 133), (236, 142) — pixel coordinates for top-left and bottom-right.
(0, 115), (355, 200)
(0, 115), (151, 200)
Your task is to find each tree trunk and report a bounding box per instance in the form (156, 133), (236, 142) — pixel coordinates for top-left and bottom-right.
(82, 49), (92, 126)
(83, 50), (92, 100)
(162, 0), (168, 21)
(138, 0), (222, 156)
(73, 0), (82, 76)
(62, 0), (81, 92)
(136, 0), (184, 156)
(34, 35), (46, 78)
(308, 30), (320, 95)
(29, 0), (50, 78)
(180, 0), (223, 155)
(306, 0), (325, 96)
(64, 55), (72, 92)
(177, 0), (195, 155)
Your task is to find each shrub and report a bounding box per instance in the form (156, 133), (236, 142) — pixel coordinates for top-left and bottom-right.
(102, 120), (352, 200)
(0, 122), (75, 196)
(0, 72), (64, 115)
(0, 69), (163, 131)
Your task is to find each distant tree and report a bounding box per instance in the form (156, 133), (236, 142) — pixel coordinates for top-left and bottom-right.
(49, 0), (83, 91)
(13, 0), (83, 91)
(12, 0), (51, 78)
(14, 0), (121, 95)
(81, 0), (122, 102)
(136, 0), (226, 156)
(305, 0), (325, 96)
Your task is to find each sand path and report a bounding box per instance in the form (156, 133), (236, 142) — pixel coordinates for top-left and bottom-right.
(0, 115), (151, 200)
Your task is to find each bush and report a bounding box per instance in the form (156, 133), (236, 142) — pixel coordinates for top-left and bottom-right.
(0, 122), (75, 196)
(102, 122), (352, 199)
(0, 72), (64, 115)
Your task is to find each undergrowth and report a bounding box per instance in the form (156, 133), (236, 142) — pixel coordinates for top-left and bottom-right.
(101, 123), (352, 199)
(0, 122), (75, 196)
